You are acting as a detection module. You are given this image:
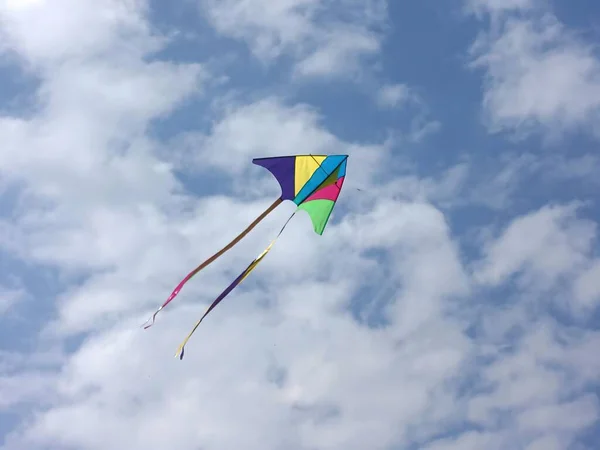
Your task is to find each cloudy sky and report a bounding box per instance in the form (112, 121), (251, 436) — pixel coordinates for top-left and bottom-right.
(1, 0), (600, 449)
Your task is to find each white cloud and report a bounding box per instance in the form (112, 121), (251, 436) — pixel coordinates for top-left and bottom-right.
(0, 2), (475, 446)
(2, 195), (476, 450)
(174, 96), (392, 192)
(295, 24), (380, 78)
(469, 6), (600, 139)
(468, 153), (535, 210)
(0, 286), (23, 315)
(517, 395), (599, 433)
(424, 318), (600, 449)
(0, 3), (474, 448)
(572, 259), (600, 311)
(1, 1), (599, 449)
(467, 323), (599, 448)
(0, 0), (206, 202)
(474, 203), (596, 291)
(373, 85), (441, 142)
(0, 0), (160, 67)
(376, 83), (412, 109)
(443, 151), (600, 213)
(197, 0), (388, 78)
(465, 0), (539, 17)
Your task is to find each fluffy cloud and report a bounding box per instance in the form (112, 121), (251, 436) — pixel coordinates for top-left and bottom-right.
(174, 97), (390, 195)
(468, 1), (600, 139)
(475, 203), (596, 290)
(0, 0), (160, 67)
(0, 3), (471, 449)
(2, 194), (477, 450)
(465, 0), (539, 16)
(376, 83), (413, 109)
(197, 0), (387, 78)
(0, 287), (23, 315)
(572, 259), (600, 312)
(0, 1), (599, 449)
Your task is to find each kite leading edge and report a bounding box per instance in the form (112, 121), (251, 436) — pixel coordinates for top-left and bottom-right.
(143, 154), (348, 359)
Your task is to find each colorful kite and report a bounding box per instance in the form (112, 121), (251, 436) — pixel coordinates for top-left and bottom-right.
(143, 154), (348, 359)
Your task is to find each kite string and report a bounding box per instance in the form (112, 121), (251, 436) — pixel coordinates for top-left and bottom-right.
(142, 197), (283, 329)
(175, 210), (297, 360)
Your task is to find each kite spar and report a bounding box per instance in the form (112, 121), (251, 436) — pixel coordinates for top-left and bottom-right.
(143, 154), (348, 359)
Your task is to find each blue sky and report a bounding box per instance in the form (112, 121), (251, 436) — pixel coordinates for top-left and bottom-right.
(1, 0), (600, 449)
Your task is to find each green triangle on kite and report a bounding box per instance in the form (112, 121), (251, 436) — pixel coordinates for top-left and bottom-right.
(297, 199), (335, 235)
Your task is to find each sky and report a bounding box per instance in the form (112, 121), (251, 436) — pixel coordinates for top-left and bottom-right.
(1, 0), (600, 449)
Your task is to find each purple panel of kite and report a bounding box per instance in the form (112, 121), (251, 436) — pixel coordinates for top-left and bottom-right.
(252, 156), (296, 201)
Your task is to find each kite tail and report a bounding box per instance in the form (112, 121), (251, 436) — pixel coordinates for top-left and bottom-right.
(175, 211), (297, 360)
(142, 197), (283, 329)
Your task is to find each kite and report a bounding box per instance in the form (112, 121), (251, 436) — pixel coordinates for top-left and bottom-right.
(143, 154), (348, 359)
